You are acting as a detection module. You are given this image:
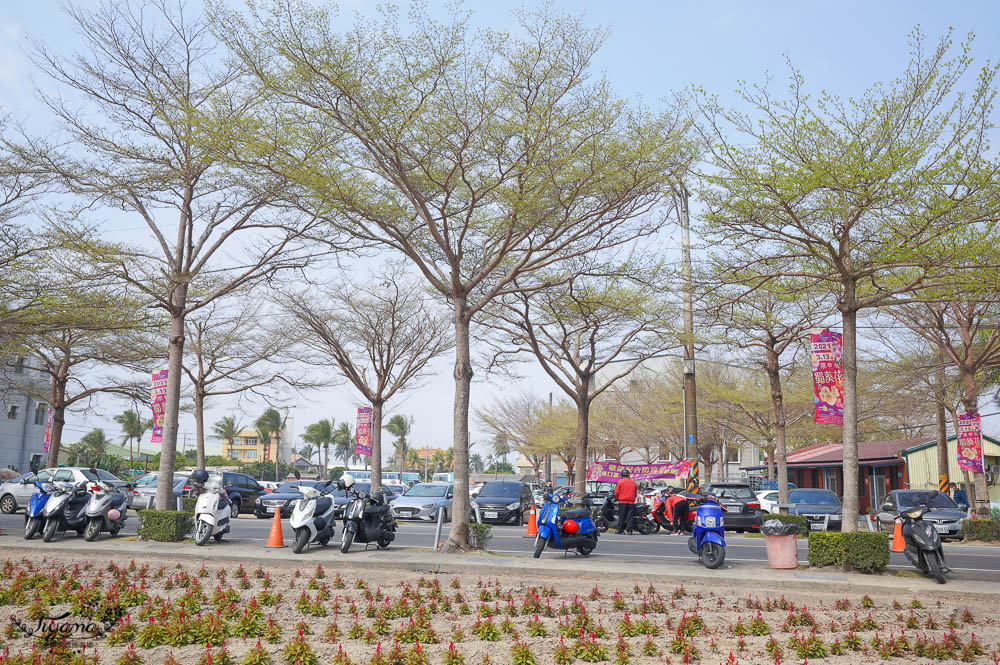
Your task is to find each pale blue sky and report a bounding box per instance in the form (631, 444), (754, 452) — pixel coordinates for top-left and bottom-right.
(3, 2), (998, 453)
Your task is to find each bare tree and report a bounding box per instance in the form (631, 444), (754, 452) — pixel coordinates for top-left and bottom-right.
(22, 1), (326, 509)
(476, 393), (542, 476)
(282, 269), (453, 492)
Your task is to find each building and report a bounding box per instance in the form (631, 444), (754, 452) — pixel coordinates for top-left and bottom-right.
(223, 420), (295, 465)
(902, 434), (1000, 504)
(290, 453), (322, 476)
(1, 356), (50, 472)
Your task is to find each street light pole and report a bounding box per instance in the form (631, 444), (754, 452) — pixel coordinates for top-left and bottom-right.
(679, 184), (698, 465)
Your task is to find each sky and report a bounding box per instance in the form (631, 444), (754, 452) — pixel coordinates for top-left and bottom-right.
(3, 1), (1000, 458)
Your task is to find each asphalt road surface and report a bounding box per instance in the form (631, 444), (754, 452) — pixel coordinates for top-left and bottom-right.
(2, 512), (997, 583)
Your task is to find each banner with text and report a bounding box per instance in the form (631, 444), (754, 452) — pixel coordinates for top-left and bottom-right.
(587, 459), (694, 483)
(41, 408), (53, 454)
(150, 370), (168, 444)
(810, 329), (844, 425)
(957, 412), (985, 474)
(355, 407), (373, 457)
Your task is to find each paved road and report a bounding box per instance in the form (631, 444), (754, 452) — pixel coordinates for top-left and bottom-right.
(2, 512), (997, 582)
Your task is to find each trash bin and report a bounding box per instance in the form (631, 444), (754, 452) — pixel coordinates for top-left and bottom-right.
(760, 519), (799, 569)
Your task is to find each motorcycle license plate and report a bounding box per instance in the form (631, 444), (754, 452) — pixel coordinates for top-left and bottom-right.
(484, 511), (498, 519)
(934, 524), (948, 534)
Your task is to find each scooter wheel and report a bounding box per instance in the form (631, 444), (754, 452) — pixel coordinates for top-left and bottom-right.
(193, 521), (212, 546)
(701, 542), (726, 569)
(83, 518), (101, 542)
(341, 528), (355, 554)
(687, 536), (698, 555)
(377, 532), (393, 549)
(595, 517), (609, 533)
(926, 550), (946, 584)
(533, 535), (546, 558)
(42, 518), (58, 542)
(650, 521), (660, 534)
(577, 535), (597, 557)
(24, 517), (42, 540)
(293, 528), (310, 554)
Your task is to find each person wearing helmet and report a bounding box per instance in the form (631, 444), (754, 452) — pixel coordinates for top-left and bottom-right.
(190, 469), (209, 485)
(613, 469), (638, 535)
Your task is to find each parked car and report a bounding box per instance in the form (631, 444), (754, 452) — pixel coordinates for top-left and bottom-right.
(786, 488), (843, 531)
(875, 489), (966, 541)
(207, 471), (268, 516)
(392, 482), (457, 521)
(581, 481), (614, 509)
(757, 490), (779, 514)
(472, 481), (533, 526)
(259, 481), (280, 492)
(254, 480), (332, 518)
(469, 484), (483, 500)
(701, 482), (762, 532)
(129, 473), (190, 510)
(0, 471), (53, 514)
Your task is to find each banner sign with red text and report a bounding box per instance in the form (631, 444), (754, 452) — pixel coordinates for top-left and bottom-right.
(354, 407), (373, 457)
(42, 408), (53, 454)
(586, 459), (694, 483)
(957, 412), (985, 474)
(150, 370), (168, 444)
(810, 329), (843, 425)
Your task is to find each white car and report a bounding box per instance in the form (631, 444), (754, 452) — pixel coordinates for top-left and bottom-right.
(757, 490), (780, 514)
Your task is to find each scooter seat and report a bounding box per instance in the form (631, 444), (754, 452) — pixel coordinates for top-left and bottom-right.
(315, 497), (332, 514)
(111, 494), (127, 508)
(561, 509), (592, 520)
(364, 504), (390, 515)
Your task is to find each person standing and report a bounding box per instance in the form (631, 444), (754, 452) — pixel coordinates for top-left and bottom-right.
(950, 482), (969, 511)
(614, 469), (638, 535)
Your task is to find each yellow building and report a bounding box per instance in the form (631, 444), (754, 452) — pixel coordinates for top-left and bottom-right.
(902, 434), (1000, 503)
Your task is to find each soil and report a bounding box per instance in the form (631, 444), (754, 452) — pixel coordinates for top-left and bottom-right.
(0, 550), (997, 664)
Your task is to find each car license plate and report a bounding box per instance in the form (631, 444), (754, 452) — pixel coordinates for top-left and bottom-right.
(809, 522), (824, 531)
(266, 506), (276, 513)
(723, 503), (741, 511)
(934, 523), (948, 534)
(484, 511), (498, 519)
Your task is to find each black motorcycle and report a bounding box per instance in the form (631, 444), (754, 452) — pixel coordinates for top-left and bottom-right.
(897, 492), (950, 584)
(338, 475), (397, 553)
(593, 495), (651, 534)
(41, 481), (91, 542)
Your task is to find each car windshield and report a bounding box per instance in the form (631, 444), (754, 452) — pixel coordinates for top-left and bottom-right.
(789, 490), (840, 505)
(586, 482), (614, 494)
(134, 474), (157, 487)
(142, 475), (188, 489)
(479, 483), (520, 498)
(710, 486), (753, 499)
(331, 482), (371, 498)
(275, 481), (322, 493)
(896, 492), (957, 510)
(405, 484), (449, 498)
(97, 470), (120, 481)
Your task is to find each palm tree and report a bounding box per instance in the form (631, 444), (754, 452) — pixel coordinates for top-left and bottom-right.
(445, 447), (455, 472)
(405, 448), (422, 474)
(114, 409), (152, 467)
(430, 449), (447, 475)
(211, 415), (243, 459)
(332, 422), (360, 469)
(303, 419), (335, 478)
(469, 453), (485, 474)
(255, 408), (284, 481)
(72, 429), (109, 467)
(298, 444), (317, 464)
(384, 414), (413, 480)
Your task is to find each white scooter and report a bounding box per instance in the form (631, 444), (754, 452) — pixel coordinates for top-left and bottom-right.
(190, 470), (234, 546)
(289, 482), (336, 553)
(83, 480), (129, 541)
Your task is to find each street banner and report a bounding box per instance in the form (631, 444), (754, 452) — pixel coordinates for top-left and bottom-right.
(150, 370), (168, 444)
(957, 412), (985, 474)
(810, 329), (844, 425)
(355, 407), (373, 457)
(41, 408), (53, 454)
(586, 459), (694, 483)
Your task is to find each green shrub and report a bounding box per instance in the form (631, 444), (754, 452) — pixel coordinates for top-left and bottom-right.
(137, 509), (193, 542)
(963, 518), (1000, 542)
(765, 514), (808, 531)
(468, 522), (493, 551)
(807, 532), (889, 574)
(182, 497), (197, 513)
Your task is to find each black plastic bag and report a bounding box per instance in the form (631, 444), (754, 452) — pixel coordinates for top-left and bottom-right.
(760, 519), (799, 536)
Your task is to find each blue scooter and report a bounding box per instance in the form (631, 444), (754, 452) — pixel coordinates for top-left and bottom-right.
(21, 478), (53, 540)
(533, 490), (599, 558)
(687, 497), (727, 568)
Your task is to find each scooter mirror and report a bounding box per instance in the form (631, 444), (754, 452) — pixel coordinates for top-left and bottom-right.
(88, 468), (98, 475)
(929, 490), (939, 499)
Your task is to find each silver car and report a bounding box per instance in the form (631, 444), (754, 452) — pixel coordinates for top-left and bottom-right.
(391, 482), (455, 522)
(129, 473), (190, 510)
(0, 472), (53, 513)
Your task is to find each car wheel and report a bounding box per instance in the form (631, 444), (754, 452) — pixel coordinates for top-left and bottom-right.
(231, 503), (239, 520)
(516, 510), (523, 527)
(0, 495), (16, 514)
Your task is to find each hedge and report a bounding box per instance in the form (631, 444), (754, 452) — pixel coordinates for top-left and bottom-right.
(763, 513), (808, 531)
(807, 531), (889, 574)
(963, 518), (1000, 542)
(137, 509), (194, 542)
(468, 522), (493, 551)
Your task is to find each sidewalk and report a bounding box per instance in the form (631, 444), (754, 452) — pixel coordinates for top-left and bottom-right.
(3, 532), (998, 599)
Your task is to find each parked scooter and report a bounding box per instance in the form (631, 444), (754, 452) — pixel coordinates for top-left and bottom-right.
(22, 478), (53, 540)
(687, 497), (727, 569)
(42, 481), (91, 542)
(339, 474), (396, 553)
(533, 489), (599, 557)
(290, 482), (336, 553)
(190, 469), (234, 546)
(594, 495), (651, 534)
(895, 491), (950, 584)
(83, 479), (130, 541)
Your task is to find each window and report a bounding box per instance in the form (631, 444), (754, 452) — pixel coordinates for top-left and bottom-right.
(7, 404), (19, 420)
(13, 356), (26, 374)
(246, 450), (257, 459)
(34, 405), (47, 426)
(243, 437), (258, 446)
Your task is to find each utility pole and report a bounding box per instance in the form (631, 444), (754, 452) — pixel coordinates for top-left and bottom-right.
(679, 184), (698, 466)
(545, 392), (553, 484)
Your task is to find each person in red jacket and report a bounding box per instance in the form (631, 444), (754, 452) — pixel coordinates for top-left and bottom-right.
(614, 470), (638, 535)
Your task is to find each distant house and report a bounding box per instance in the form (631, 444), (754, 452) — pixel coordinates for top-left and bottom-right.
(902, 434), (1000, 504)
(289, 453), (322, 477)
(222, 422), (295, 466)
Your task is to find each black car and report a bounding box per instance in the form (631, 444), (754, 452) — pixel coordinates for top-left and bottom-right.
(208, 472), (269, 516)
(787, 488), (843, 532)
(701, 483), (762, 532)
(473, 481), (533, 526)
(254, 480), (332, 519)
(581, 482), (614, 510)
(875, 490), (966, 541)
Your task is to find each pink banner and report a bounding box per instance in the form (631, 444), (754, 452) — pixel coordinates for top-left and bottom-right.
(957, 412), (984, 474)
(587, 460), (694, 483)
(810, 329), (843, 425)
(150, 370), (168, 444)
(42, 408), (53, 454)
(355, 407), (373, 457)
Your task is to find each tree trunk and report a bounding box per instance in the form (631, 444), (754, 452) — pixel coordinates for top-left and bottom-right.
(44, 362), (69, 467)
(840, 291), (860, 533)
(193, 389), (206, 470)
(545, 453), (552, 485)
(958, 366), (989, 516)
(323, 443), (329, 481)
(765, 347), (791, 510)
(155, 286), (188, 511)
(934, 358), (949, 494)
(371, 400), (383, 492)
(573, 391), (591, 507)
(444, 302), (472, 552)
(46, 405), (66, 468)
(765, 442), (776, 487)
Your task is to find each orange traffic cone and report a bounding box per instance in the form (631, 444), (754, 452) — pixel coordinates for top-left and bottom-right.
(525, 504), (538, 537)
(891, 519), (905, 552)
(266, 507), (285, 548)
